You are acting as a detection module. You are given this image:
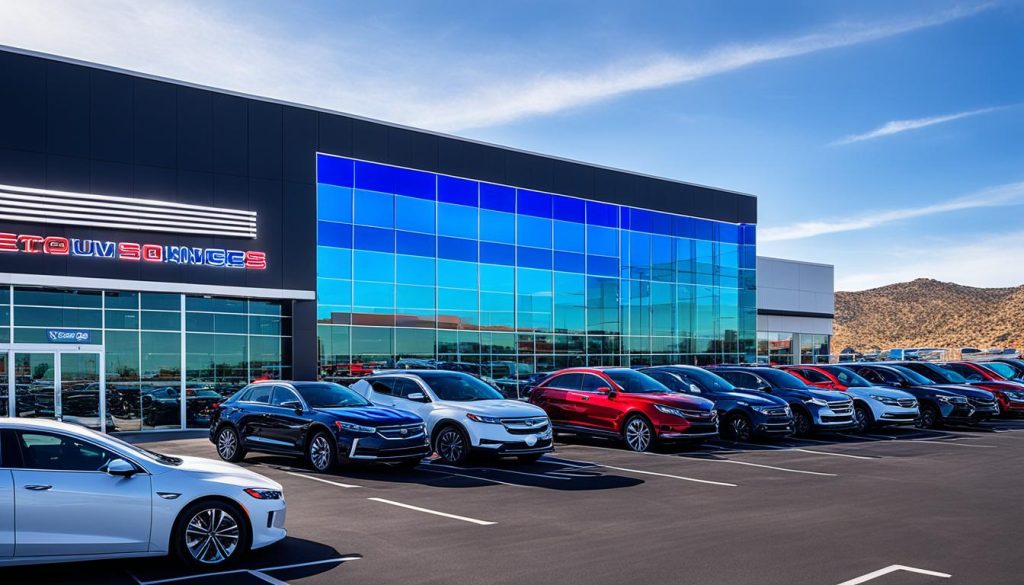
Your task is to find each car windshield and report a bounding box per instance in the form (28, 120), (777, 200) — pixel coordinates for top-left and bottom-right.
(826, 366), (872, 387)
(605, 369), (671, 393)
(891, 366), (934, 385)
(295, 382), (371, 408)
(673, 368), (736, 392)
(985, 362), (1018, 379)
(757, 369), (811, 389)
(418, 372), (504, 401)
(82, 428), (182, 466)
(918, 364), (968, 384)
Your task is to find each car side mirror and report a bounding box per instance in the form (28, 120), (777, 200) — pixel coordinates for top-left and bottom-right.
(597, 386), (617, 397)
(280, 400), (303, 414)
(689, 383), (702, 394)
(758, 383), (772, 393)
(407, 392), (428, 402)
(106, 458), (137, 477)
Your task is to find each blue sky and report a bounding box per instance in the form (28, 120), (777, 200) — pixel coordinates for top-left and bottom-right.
(1, 0), (1021, 290)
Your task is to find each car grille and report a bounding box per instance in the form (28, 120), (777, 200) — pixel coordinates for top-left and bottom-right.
(501, 417), (550, 435)
(764, 407), (789, 417)
(968, 397), (996, 409)
(681, 409), (717, 421)
(377, 423), (426, 440)
(897, 398), (917, 408)
(827, 400), (853, 415)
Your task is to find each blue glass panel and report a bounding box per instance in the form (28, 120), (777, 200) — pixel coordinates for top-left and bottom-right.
(517, 246), (552, 270)
(317, 277), (352, 306)
(354, 161), (394, 193)
(553, 220), (584, 252)
(651, 212), (673, 236)
(438, 260), (477, 289)
(694, 219), (714, 241)
(354, 282), (394, 308)
(586, 201), (617, 227)
(397, 285), (435, 309)
(552, 195), (585, 223)
(354, 250), (395, 283)
(316, 154), (353, 187)
(554, 251), (585, 274)
(438, 203), (478, 239)
(517, 189), (552, 218)
(673, 216), (695, 238)
(396, 254), (435, 285)
(317, 184), (353, 223)
(517, 215), (551, 248)
(317, 221), (352, 249)
(480, 183), (515, 213)
(587, 255), (618, 277)
(619, 207), (630, 230)
(393, 167), (435, 200)
(438, 236), (477, 262)
(354, 226), (395, 253)
(742, 224), (756, 246)
(354, 189), (394, 228)
(586, 225), (617, 256)
(479, 209), (514, 243)
(480, 242), (515, 266)
(480, 264), (514, 292)
(396, 196), (435, 233)
(317, 246), (351, 279)
(741, 245), (756, 270)
(438, 288), (478, 310)
(516, 267), (552, 294)
(395, 231), (435, 258)
(718, 222), (740, 244)
(438, 176), (477, 206)
(630, 209), (653, 233)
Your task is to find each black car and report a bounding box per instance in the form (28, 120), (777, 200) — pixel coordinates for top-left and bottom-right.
(210, 381), (430, 472)
(847, 364), (978, 428)
(894, 362), (1001, 420)
(640, 366), (794, 441)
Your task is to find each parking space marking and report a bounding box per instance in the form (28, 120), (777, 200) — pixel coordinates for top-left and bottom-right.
(133, 557), (362, 585)
(418, 466), (533, 488)
(424, 462), (571, 481)
(788, 448), (877, 460)
(282, 470), (362, 488)
(368, 497), (497, 525)
(836, 564), (951, 585)
(911, 440), (995, 448)
(688, 457), (838, 477)
(251, 572), (289, 585)
(599, 464), (738, 487)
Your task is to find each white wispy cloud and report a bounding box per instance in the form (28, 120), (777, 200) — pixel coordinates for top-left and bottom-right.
(833, 106), (1006, 145)
(0, 1), (995, 132)
(760, 181), (1024, 242)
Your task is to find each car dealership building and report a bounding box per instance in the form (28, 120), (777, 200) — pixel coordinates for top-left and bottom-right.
(0, 47), (764, 432)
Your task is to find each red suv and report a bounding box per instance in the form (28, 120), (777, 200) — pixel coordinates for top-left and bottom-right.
(528, 367), (718, 452)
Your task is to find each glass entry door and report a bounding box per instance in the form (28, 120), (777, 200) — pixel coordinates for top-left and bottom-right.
(11, 352), (103, 430)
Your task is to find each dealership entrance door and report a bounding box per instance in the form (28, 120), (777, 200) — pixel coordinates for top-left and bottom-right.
(2, 345), (106, 432)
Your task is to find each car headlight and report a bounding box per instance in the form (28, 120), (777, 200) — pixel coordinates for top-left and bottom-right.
(466, 413), (503, 424)
(869, 394), (901, 406)
(653, 404), (688, 418)
(736, 401), (749, 406)
(802, 397), (829, 407)
(244, 488), (283, 500)
(335, 420), (376, 434)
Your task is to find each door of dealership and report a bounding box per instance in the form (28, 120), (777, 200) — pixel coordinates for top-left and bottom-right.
(1, 344), (107, 432)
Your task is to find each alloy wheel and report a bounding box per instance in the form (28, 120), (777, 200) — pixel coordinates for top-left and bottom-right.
(917, 408), (936, 429)
(794, 411), (811, 435)
(185, 508), (239, 565)
(310, 435), (333, 471)
(437, 429), (466, 463)
(216, 429), (237, 460)
(731, 416), (751, 441)
(853, 407), (869, 432)
(624, 418), (652, 452)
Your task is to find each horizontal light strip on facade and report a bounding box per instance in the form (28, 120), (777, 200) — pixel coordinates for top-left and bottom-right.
(0, 183), (257, 238)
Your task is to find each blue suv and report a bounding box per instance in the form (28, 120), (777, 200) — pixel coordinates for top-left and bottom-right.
(641, 366), (794, 441)
(709, 366), (857, 436)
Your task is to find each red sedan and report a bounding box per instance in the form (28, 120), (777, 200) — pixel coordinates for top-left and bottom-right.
(943, 362), (1024, 416)
(528, 367), (718, 451)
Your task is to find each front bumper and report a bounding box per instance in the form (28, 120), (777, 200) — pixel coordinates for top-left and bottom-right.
(249, 499), (288, 550)
(474, 437), (554, 455)
(338, 424), (432, 461)
(875, 405), (920, 426)
(466, 418), (554, 454)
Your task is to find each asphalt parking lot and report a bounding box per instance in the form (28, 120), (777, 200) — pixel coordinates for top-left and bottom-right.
(5, 421), (1024, 585)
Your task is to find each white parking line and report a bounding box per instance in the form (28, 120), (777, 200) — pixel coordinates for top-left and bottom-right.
(912, 440), (996, 448)
(283, 470), (362, 488)
(599, 464), (738, 487)
(418, 466), (531, 488)
(695, 458), (837, 477)
(368, 497), (497, 525)
(259, 556), (364, 572)
(836, 564), (950, 585)
(425, 462), (570, 481)
(133, 558), (361, 585)
(789, 448), (876, 460)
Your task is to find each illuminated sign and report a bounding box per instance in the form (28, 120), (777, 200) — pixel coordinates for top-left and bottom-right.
(47, 329), (93, 343)
(0, 233), (267, 270)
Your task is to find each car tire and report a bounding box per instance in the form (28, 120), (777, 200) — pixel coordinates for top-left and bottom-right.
(517, 453), (543, 463)
(307, 431), (337, 472)
(622, 415), (655, 452)
(916, 404), (940, 429)
(793, 409), (813, 437)
(434, 425), (471, 464)
(174, 500), (250, 568)
(725, 412), (753, 442)
(215, 426), (246, 463)
(853, 404), (873, 433)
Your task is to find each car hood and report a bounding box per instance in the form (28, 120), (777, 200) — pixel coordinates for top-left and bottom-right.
(779, 388), (850, 402)
(970, 381), (1024, 392)
(716, 390), (789, 407)
(927, 384), (996, 399)
(440, 399), (548, 418)
(626, 392), (715, 411)
(316, 406), (424, 425)
(845, 386), (915, 400)
(167, 455), (283, 490)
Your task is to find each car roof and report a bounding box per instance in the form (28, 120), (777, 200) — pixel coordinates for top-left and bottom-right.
(0, 418), (97, 433)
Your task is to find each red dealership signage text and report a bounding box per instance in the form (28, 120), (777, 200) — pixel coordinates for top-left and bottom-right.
(0, 233), (266, 270)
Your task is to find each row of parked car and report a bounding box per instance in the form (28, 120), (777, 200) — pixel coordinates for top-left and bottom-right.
(208, 358), (1024, 471)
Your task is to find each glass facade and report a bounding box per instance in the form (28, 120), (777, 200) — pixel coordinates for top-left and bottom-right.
(756, 331), (832, 365)
(0, 286), (291, 431)
(316, 153), (757, 379)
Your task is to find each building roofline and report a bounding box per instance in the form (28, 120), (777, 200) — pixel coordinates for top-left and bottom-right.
(756, 255), (834, 269)
(0, 44), (756, 202)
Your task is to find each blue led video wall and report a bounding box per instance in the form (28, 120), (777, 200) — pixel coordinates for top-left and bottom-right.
(315, 152), (756, 378)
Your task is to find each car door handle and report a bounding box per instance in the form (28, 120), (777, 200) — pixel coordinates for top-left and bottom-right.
(24, 485), (52, 491)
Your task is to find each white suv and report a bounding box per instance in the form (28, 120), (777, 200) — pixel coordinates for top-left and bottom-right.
(350, 370), (553, 464)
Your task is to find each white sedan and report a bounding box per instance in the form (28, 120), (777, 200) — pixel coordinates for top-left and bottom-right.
(0, 418), (286, 567)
